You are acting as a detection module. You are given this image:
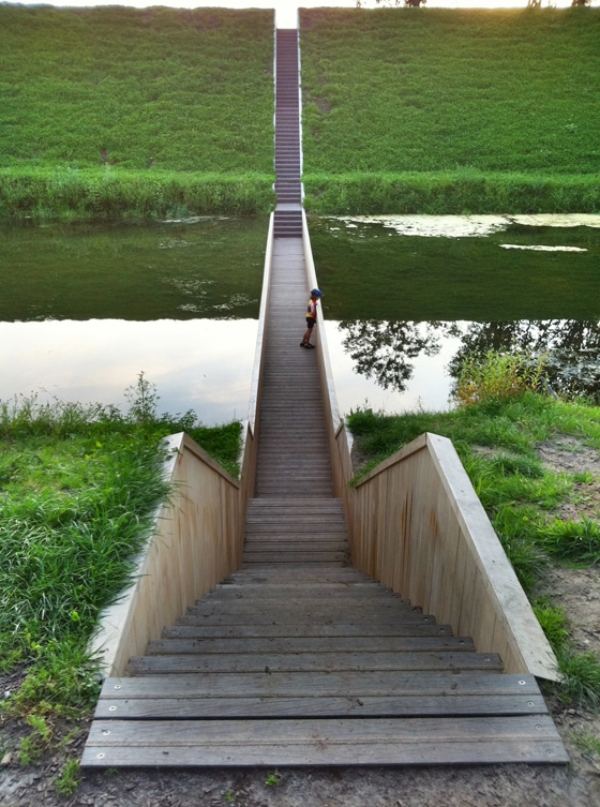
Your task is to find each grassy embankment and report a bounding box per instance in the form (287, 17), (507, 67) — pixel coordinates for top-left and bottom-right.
(0, 6), (274, 220)
(300, 8), (600, 214)
(348, 354), (600, 707)
(0, 379), (240, 793)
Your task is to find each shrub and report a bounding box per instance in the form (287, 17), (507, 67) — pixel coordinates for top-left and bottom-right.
(454, 351), (547, 407)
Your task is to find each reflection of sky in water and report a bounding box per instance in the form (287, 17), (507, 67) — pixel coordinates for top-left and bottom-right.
(326, 320), (461, 414)
(326, 318), (600, 414)
(0, 319), (257, 424)
(332, 214), (600, 239)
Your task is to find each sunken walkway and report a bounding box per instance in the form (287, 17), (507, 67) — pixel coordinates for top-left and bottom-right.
(82, 29), (565, 768)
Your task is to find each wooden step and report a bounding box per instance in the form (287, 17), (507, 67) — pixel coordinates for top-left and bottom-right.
(147, 636), (475, 656)
(129, 651), (503, 675)
(177, 611), (436, 627)
(82, 714), (567, 768)
(163, 622), (455, 639)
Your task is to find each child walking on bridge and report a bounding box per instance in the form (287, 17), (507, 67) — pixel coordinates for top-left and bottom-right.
(300, 288), (323, 349)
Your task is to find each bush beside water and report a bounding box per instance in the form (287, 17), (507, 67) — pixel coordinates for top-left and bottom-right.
(0, 168), (274, 220)
(303, 171), (600, 215)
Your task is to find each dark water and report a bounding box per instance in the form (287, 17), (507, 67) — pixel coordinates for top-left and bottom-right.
(0, 218), (265, 423)
(0, 218), (264, 321)
(0, 215), (598, 423)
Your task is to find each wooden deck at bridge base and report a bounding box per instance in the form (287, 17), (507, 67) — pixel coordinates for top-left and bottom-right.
(83, 563), (567, 769)
(82, 715), (566, 768)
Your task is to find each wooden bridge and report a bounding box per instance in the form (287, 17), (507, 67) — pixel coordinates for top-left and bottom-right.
(82, 28), (567, 768)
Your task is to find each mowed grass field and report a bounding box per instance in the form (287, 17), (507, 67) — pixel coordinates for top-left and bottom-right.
(300, 8), (600, 213)
(0, 6), (274, 217)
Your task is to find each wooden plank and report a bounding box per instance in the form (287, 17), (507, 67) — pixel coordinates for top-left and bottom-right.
(129, 651), (503, 674)
(164, 623), (454, 639)
(82, 714), (567, 767)
(82, 737), (568, 768)
(86, 715), (560, 745)
(243, 553), (347, 564)
(147, 636), (474, 655)
(243, 542), (348, 551)
(177, 611), (435, 627)
(209, 583), (386, 597)
(100, 671), (543, 700)
(95, 693), (548, 720)
(239, 563), (349, 573)
(188, 598), (413, 615)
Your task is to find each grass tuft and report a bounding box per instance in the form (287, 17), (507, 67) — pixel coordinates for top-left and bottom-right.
(539, 518), (600, 565)
(54, 758), (81, 797)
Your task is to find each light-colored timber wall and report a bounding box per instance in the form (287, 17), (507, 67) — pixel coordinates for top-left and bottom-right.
(90, 432), (243, 676)
(350, 433), (560, 681)
(91, 213), (274, 677)
(301, 212), (559, 682)
(301, 211), (348, 501)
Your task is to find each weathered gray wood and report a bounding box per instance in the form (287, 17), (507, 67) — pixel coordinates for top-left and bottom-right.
(188, 598), (414, 615)
(84, 734), (566, 767)
(163, 623), (454, 639)
(129, 651), (503, 675)
(86, 715), (560, 746)
(82, 715), (567, 768)
(177, 611), (436, 627)
(209, 583), (386, 597)
(243, 542), (348, 552)
(147, 636), (474, 655)
(100, 672), (542, 700)
(82, 738), (569, 767)
(95, 694), (548, 720)
(243, 553), (348, 564)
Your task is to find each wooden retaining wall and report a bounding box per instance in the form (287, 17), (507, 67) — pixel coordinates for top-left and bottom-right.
(350, 433), (560, 681)
(90, 433), (243, 677)
(90, 214), (274, 678)
(301, 213), (559, 683)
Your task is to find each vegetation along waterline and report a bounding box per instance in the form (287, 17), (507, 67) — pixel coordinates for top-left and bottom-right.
(0, 380), (241, 792)
(347, 352), (600, 707)
(0, 6), (274, 220)
(300, 8), (600, 214)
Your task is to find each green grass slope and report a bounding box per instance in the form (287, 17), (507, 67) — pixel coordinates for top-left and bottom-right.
(300, 8), (600, 213)
(0, 6), (274, 218)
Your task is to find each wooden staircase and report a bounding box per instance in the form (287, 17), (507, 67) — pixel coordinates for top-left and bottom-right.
(81, 26), (567, 769)
(274, 29), (302, 238)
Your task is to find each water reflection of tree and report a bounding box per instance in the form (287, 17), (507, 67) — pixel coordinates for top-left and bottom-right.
(449, 319), (600, 401)
(338, 318), (600, 401)
(339, 319), (443, 391)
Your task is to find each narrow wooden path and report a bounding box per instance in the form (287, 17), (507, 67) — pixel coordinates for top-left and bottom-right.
(82, 28), (566, 768)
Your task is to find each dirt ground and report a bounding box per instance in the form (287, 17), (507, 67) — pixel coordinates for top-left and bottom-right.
(0, 744), (598, 807)
(1, 435), (599, 806)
